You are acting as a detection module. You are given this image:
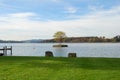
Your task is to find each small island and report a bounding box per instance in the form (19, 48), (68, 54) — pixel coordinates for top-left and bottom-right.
(53, 44), (68, 47)
(53, 31), (68, 47)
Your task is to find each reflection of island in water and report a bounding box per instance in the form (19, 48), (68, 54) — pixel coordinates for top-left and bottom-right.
(53, 47), (68, 57)
(53, 44), (68, 47)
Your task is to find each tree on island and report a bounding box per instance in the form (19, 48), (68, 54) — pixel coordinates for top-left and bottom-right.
(53, 31), (67, 43)
(113, 35), (120, 42)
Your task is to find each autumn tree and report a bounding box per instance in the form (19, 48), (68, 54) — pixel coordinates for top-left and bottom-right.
(53, 31), (67, 43)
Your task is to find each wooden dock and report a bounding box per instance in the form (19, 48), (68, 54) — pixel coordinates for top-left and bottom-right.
(0, 46), (12, 56)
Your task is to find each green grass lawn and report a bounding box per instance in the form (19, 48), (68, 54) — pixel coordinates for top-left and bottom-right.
(0, 56), (120, 80)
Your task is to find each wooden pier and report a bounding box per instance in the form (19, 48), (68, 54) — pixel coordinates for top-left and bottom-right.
(0, 46), (12, 56)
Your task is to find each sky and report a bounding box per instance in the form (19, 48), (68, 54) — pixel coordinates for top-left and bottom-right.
(0, 0), (120, 40)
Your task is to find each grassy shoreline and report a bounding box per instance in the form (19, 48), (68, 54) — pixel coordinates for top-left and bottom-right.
(0, 56), (120, 80)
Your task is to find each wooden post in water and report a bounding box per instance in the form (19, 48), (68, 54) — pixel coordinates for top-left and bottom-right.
(0, 48), (4, 56)
(68, 53), (77, 58)
(3, 46), (7, 56)
(45, 51), (54, 57)
(11, 46), (12, 56)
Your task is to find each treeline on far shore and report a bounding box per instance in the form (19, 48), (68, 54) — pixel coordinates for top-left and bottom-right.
(0, 35), (120, 43)
(42, 35), (120, 43)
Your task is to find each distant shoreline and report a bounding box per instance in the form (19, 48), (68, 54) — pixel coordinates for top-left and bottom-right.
(0, 42), (120, 43)
(0, 36), (120, 43)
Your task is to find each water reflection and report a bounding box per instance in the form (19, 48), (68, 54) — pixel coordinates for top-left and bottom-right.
(53, 47), (68, 57)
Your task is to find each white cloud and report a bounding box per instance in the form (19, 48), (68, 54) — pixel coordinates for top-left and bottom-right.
(0, 6), (120, 40)
(88, 5), (104, 11)
(65, 6), (77, 14)
(9, 12), (37, 18)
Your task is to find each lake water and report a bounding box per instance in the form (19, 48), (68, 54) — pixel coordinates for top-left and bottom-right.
(0, 43), (120, 58)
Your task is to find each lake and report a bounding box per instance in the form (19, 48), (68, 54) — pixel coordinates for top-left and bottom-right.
(0, 43), (120, 58)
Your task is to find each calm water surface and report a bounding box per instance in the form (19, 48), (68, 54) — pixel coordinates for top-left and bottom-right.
(0, 43), (120, 58)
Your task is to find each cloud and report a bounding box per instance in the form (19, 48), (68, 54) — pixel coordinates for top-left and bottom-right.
(0, 6), (120, 40)
(9, 12), (37, 18)
(88, 5), (104, 11)
(65, 6), (78, 14)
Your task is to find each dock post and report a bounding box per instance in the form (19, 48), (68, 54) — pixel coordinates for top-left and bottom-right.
(11, 46), (12, 56)
(3, 46), (7, 56)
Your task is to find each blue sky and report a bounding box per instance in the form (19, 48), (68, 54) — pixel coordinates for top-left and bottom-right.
(0, 0), (120, 40)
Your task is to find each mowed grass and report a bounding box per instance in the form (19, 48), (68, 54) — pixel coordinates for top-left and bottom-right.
(0, 57), (120, 80)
